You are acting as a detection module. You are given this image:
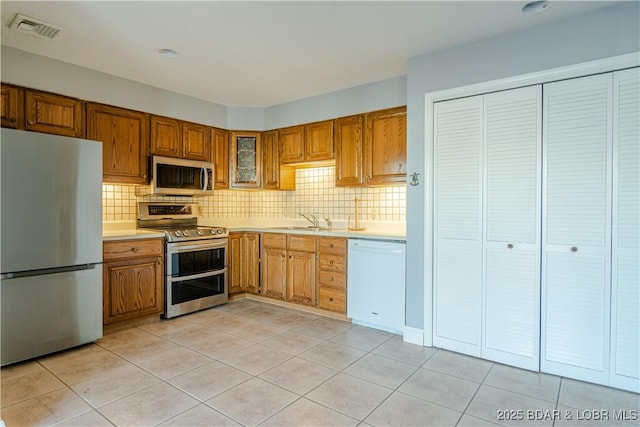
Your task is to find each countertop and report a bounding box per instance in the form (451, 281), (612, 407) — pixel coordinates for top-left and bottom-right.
(102, 222), (165, 241)
(103, 219), (406, 242)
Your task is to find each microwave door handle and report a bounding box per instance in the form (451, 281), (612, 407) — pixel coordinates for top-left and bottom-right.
(201, 166), (206, 192)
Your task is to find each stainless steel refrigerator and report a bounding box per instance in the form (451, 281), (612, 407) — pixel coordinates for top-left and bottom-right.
(1, 128), (103, 366)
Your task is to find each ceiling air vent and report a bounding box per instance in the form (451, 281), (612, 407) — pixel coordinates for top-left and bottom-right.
(9, 14), (62, 39)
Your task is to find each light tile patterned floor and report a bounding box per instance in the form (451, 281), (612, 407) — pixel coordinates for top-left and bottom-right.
(1, 299), (639, 426)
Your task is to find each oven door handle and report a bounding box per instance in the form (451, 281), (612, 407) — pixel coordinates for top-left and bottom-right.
(168, 268), (226, 282)
(167, 241), (227, 253)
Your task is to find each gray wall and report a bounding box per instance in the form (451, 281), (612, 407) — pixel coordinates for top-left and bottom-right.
(264, 76), (407, 129)
(1, 46), (229, 128)
(404, 2), (640, 329)
(0, 46), (406, 130)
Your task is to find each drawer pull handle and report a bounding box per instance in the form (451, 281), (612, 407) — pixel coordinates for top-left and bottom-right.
(131, 247), (138, 253)
(571, 246), (578, 252)
(329, 244), (334, 248)
(329, 277), (334, 281)
(371, 312), (379, 316)
(507, 244), (513, 249)
(329, 260), (334, 265)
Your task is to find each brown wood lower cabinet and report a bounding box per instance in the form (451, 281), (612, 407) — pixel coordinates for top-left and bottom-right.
(102, 238), (164, 325)
(317, 236), (347, 313)
(261, 233), (288, 300)
(262, 233), (317, 304)
(228, 232), (260, 295)
(286, 236), (316, 306)
(231, 232), (347, 314)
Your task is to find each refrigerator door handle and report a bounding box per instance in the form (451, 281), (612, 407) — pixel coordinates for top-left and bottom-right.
(1, 263), (99, 280)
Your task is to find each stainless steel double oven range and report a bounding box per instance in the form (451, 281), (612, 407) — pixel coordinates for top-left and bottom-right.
(137, 202), (228, 318)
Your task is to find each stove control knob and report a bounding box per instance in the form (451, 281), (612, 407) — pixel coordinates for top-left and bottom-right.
(196, 230), (203, 236)
(183, 230), (190, 237)
(210, 229), (216, 234)
(217, 229), (223, 234)
(174, 231), (181, 237)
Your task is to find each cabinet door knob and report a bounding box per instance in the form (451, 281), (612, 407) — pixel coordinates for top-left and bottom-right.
(571, 246), (578, 252)
(10, 117), (16, 123)
(27, 120), (34, 125)
(507, 243), (514, 249)
(131, 247), (137, 253)
(329, 244), (334, 248)
(329, 277), (334, 281)
(329, 297), (334, 302)
(329, 260), (334, 265)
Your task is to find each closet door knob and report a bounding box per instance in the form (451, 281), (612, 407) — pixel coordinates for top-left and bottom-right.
(571, 246), (578, 252)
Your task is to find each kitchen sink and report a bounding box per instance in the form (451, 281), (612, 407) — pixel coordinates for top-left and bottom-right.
(268, 226), (339, 232)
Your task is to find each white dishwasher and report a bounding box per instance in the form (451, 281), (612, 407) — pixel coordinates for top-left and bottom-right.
(347, 239), (406, 334)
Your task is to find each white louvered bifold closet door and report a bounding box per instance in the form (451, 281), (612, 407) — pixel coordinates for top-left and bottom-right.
(541, 73), (613, 385)
(611, 68), (640, 393)
(433, 96), (483, 356)
(482, 86), (541, 371)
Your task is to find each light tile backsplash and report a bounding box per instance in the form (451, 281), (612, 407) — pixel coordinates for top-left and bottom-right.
(102, 166), (406, 223)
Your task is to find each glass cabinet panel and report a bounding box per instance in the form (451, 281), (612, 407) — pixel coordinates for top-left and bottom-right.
(230, 131), (261, 188)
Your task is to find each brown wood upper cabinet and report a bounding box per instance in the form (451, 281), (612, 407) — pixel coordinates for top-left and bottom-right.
(280, 120), (334, 165)
(1, 84), (24, 129)
(305, 120), (334, 162)
(335, 115), (364, 187)
(262, 130), (280, 189)
(230, 130), (262, 189)
(183, 121), (210, 161)
(86, 102), (149, 184)
(211, 127), (229, 189)
(150, 115), (181, 158)
(263, 130), (295, 191)
(363, 106), (407, 185)
(1, 85), (84, 137)
(150, 116), (211, 162)
(279, 125), (305, 164)
(25, 90), (85, 137)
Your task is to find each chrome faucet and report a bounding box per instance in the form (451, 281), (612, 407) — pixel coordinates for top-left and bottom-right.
(300, 213), (319, 227)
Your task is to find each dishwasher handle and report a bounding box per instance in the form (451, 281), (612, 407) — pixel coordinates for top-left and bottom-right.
(349, 246), (404, 256)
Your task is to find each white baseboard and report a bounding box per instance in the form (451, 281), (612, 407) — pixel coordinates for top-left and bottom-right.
(403, 326), (424, 346)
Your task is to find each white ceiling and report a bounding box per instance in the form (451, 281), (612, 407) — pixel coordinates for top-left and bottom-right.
(0, 1), (619, 107)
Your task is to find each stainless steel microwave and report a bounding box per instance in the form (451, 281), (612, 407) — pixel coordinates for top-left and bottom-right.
(150, 156), (215, 196)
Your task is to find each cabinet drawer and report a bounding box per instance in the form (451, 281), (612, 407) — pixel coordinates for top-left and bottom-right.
(262, 233), (287, 249)
(318, 237), (346, 255)
(288, 235), (316, 252)
(318, 287), (346, 313)
(103, 239), (164, 261)
(318, 270), (346, 289)
(318, 254), (346, 272)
